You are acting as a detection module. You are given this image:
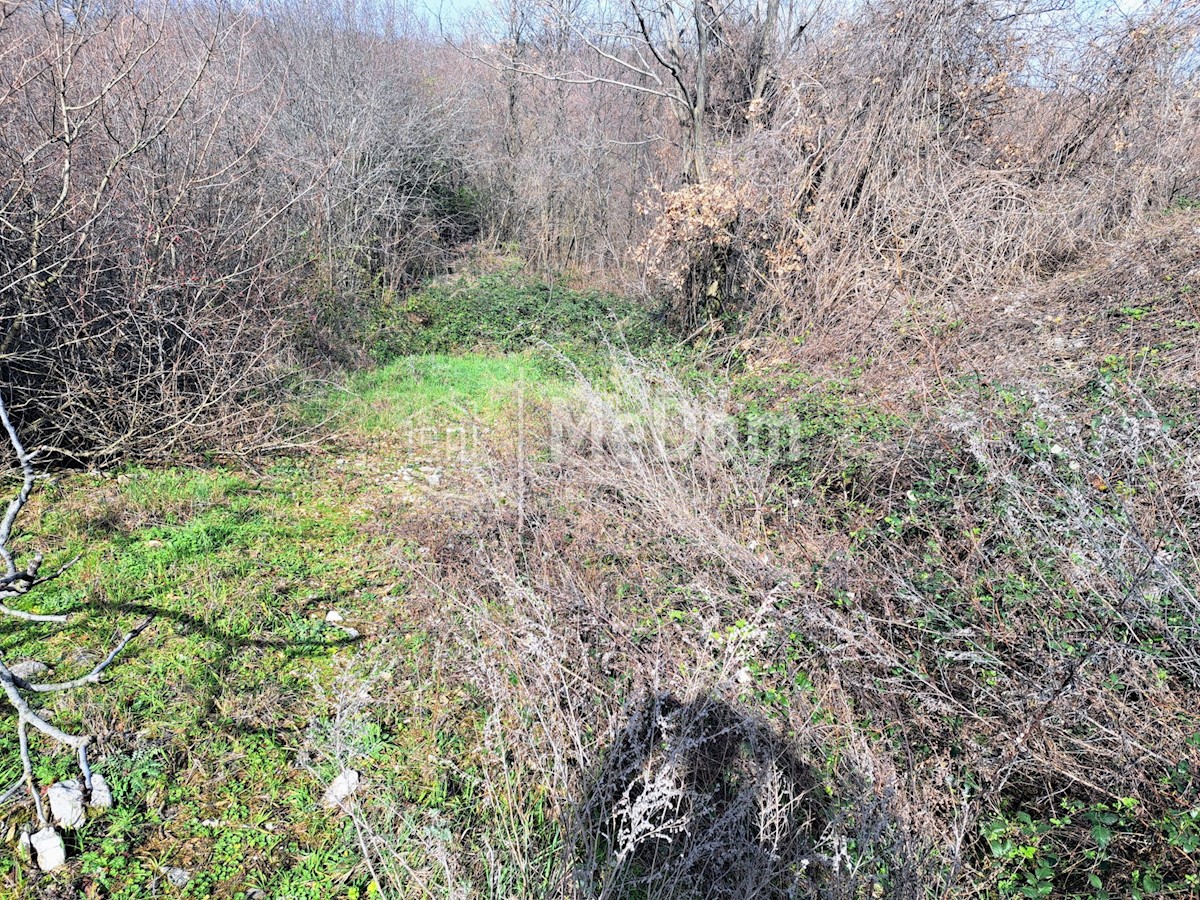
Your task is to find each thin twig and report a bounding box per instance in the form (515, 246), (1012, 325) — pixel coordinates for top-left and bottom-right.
(20, 616), (155, 693)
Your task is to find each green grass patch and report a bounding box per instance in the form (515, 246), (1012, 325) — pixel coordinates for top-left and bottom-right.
(0, 459), (388, 898)
(367, 263), (668, 368)
(0, 351), (561, 898)
(320, 352), (564, 435)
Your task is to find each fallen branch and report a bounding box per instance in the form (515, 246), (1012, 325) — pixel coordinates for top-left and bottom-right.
(0, 390), (151, 864)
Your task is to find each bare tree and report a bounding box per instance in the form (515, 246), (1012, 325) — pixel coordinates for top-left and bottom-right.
(463, 0), (815, 184)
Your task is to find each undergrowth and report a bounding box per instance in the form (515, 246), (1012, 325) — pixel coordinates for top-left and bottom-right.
(367, 262), (668, 371)
(1, 235), (1197, 899)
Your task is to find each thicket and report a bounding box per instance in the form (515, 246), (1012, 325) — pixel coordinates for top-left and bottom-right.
(0, 0), (478, 462)
(3, 0), (1197, 459)
(637, 2), (1198, 336)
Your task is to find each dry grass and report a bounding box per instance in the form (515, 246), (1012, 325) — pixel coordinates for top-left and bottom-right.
(323, 319), (1199, 897)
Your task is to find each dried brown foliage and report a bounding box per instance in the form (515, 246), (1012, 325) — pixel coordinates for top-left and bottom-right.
(360, 346), (1198, 897)
(640, 1), (1200, 335)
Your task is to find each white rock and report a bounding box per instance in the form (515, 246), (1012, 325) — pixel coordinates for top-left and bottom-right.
(31, 827), (66, 871)
(8, 660), (49, 680)
(324, 609), (344, 624)
(425, 472), (442, 487)
(165, 867), (191, 887)
(48, 780), (86, 829)
(322, 769), (360, 808)
(89, 773), (113, 809)
(16, 829), (31, 860)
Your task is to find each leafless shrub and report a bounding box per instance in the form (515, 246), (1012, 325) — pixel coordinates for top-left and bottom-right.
(0, 0), (484, 461)
(571, 693), (924, 900)
(0, 1), (309, 459)
(640, 0), (1200, 334)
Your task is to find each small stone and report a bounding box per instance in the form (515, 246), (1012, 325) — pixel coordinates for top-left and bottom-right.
(322, 769), (360, 808)
(245, 889), (267, 900)
(324, 609), (344, 624)
(48, 780), (86, 829)
(8, 660), (49, 680)
(425, 472), (442, 487)
(89, 773), (113, 809)
(165, 867), (191, 887)
(338, 626), (361, 640)
(16, 828), (31, 860)
(31, 826), (66, 871)
(145, 539), (164, 549)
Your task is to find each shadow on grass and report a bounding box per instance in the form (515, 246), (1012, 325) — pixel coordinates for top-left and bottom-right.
(571, 693), (927, 900)
(0, 595), (361, 747)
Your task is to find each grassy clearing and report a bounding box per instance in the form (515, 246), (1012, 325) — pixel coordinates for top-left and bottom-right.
(0, 353), (565, 900)
(365, 262), (667, 368)
(321, 353), (556, 435)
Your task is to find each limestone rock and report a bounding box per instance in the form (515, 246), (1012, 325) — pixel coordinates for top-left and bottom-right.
(48, 780), (86, 829)
(31, 827), (66, 871)
(322, 769), (360, 808)
(89, 773), (113, 809)
(8, 660), (49, 681)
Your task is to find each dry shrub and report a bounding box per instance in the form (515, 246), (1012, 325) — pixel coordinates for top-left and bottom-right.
(331, 359), (941, 898)
(827, 382), (1198, 889)
(0, 0), (481, 461)
(643, 0), (1200, 337)
(957, 207), (1200, 389)
(0, 3), (305, 460)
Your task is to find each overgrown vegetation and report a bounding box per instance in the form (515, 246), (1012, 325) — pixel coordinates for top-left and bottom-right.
(367, 263), (667, 368)
(4, 273), (1200, 897)
(2, 0), (1199, 897)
